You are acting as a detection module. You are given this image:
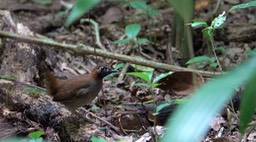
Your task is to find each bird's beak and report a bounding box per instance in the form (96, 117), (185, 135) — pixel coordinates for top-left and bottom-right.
(106, 69), (118, 76)
(101, 69), (118, 78)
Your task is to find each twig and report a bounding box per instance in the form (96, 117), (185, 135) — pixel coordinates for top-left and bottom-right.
(213, 0), (222, 15)
(80, 108), (119, 132)
(0, 77), (46, 91)
(0, 30), (223, 77)
(211, 40), (223, 72)
(80, 19), (106, 50)
(117, 63), (130, 82)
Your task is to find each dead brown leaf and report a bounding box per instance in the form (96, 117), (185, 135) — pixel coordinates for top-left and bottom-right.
(102, 7), (123, 26)
(195, 0), (212, 10)
(212, 137), (234, 142)
(157, 71), (204, 96)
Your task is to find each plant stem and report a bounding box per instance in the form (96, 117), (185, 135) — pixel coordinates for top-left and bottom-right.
(210, 38), (223, 71)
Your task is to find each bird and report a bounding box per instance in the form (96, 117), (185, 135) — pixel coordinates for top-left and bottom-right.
(44, 64), (117, 112)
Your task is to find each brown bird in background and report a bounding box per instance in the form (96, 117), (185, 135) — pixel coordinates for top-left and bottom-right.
(44, 64), (117, 112)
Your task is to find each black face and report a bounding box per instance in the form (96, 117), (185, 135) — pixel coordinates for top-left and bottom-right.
(97, 66), (117, 79)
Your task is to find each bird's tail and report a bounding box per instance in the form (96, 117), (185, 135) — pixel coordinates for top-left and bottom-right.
(39, 61), (58, 96)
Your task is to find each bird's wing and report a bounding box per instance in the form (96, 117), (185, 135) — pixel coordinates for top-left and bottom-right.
(52, 79), (92, 102)
(53, 88), (91, 104)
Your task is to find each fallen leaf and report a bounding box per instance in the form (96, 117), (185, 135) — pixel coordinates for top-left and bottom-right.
(212, 137), (234, 142)
(157, 71), (204, 95)
(102, 7), (122, 25)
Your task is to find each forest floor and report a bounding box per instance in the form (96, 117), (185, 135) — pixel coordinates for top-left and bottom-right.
(0, 0), (256, 142)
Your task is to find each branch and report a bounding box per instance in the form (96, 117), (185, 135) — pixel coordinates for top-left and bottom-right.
(0, 30), (222, 77)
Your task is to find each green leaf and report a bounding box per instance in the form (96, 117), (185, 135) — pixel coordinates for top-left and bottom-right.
(133, 82), (149, 87)
(114, 63), (125, 70)
(29, 131), (44, 139)
(239, 72), (256, 134)
(202, 28), (213, 40)
(191, 20), (208, 28)
(143, 100), (154, 104)
(153, 71), (173, 84)
(32, 0), (51, 5)
(91, 105), (101, 110)
(135, 38), (149, 44)
(103, 70), (118, 81)
(161, 56), (256, 142)
(131, 64), (154, 72)
(150, 83), (159, 89)
(148, 8), (158, 17)
(173, 98), (187, 105)
(127, 72), (153, 83)
(130, 0), (148, 11)
(65, 0), (101, 27)
(125, 24), (141, 39)
(210, 63), (218, 68)
(91, 136), (107, 142)
(214, 47), (228, 54)
(186, 56), (215, 65)
(0, 74), (16, 79)
(228, 1), (256, 13)
(154, 102), (171, 115)
(23, 87), (41, 94)
(113, 39), (129, 44)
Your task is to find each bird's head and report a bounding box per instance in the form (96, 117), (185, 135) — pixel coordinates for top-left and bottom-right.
(93, 65), (118, 79)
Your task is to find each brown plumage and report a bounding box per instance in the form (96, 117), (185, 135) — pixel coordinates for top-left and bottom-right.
(44, 65), (117, 112)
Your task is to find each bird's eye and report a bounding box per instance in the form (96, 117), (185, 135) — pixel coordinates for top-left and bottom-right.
(98, 66), (106, 71)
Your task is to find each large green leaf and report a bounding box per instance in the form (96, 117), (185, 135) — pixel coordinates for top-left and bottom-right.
(136, 38), (149, 44)
(153, 71), (173, 83)
(186, 56), (215, 65)
(239, 72), (256, 134)
(154, 102), (171, 115)
(228, 0), (256, 13)
(127, 72), (153, 83)
(29, 131), (44, 139)
(125, 24), (141, 39)
(133, 82), (149, 87)
(161, 56), (256, 142)
(114, 63), (125, 70)
(130, 0), (148, 11)
(191, 20), (208, 28)
(65, 0), (101, 27)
